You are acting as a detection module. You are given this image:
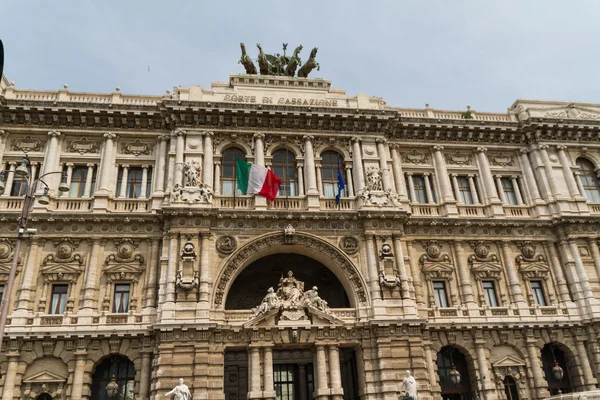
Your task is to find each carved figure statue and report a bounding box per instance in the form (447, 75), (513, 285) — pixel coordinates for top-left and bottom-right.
(257, 43), (271, 75)
(303, 286), (329, 312)
(286, 44), (303, 77)
(298, 47), (320, 78)
(255, 287), (281, 315)
(277, 270), (304, 307)
(400, 370), (418, 400)
(165, 378), (192, 400)
(366, 167), (383, 191)
(199, 183), (213, 203)
(184, 161), (201, 187)
(239, 43), (257, 75)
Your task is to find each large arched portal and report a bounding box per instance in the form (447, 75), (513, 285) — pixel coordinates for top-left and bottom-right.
(225, 253), (351, 310)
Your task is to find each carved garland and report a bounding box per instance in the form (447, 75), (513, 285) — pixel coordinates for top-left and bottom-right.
(213, 232), (368, 307)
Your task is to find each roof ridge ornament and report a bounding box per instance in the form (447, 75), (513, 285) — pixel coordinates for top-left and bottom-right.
(239, 43), (319, 78)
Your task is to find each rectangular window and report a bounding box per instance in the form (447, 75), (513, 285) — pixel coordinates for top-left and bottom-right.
(68, 166), (96, 198)
(407, 174), (436, 204)
(531, 280), (547, 306)
(482, 280), (500, 307)
(113, 284), (131, 313)
(116, 167), (152, 199)
(274, 364), (295, 400)
(500, 177), (518, 205)
(50, 284), (68, 314)
(456, 176), (474, 204)
(432, 281), (449, 308)
(0, 284), (4, 305)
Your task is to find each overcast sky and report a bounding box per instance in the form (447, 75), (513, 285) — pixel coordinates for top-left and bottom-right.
(2, 1), (599, 112)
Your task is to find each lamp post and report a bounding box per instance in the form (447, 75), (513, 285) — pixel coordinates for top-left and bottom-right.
(0, 156), (69, 354)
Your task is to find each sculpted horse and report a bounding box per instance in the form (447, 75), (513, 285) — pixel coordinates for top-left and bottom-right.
(238, 43), (257, 75)
(298, 47), (320, 78)
(285, 44), (303, 77)
(256, 43), (271, 75)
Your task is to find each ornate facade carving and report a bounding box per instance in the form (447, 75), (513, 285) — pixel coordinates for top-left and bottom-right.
(121, 139), (153, 156)
(65, 137), (100, 154)
(11, 135), (45, 153)
(216, 236), (237, 255)
(401, 149), (428, 164)
(445, 150), (472, 165)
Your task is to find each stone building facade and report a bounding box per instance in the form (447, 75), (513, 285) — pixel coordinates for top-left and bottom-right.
(0, 72), (600, 400)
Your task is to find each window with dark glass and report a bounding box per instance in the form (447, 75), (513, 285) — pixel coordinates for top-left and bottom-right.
(10, 164), (40, 197)
(113, 284), (130, 313)
(221, 148), (245, 196)
(90, 355), (136, 400)
(482, 280), (500, 307)
(576, 158), (600, 202)
(0, 284), (4, 305)
(274, 364), (296, 400)
(530, 280), (547, 306)
(273, 150), (297, 197)
(456, 176), (475, 204)
(504, 376), (520, 400)
(500, 177), (518, 205)
(407, 174), (436, 204)
(50, 284), (68, 314)
(437, 346), (473, 400)
(321, 151), (345, 198)
(68, 166), (96, 198)
(541, 345), (572, 395)
(433, 281), (449, 308)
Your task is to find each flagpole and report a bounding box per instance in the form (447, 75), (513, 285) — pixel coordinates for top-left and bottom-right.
(233, 156), (237, 209)
(337, 156), (341, 210)
(284, 140), (289, 209)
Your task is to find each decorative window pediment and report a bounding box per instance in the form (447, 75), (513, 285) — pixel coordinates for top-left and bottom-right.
(420, 240), (454, 280)
(516, 241), (550, 280)
(103, 239), (145, 282)
(23, 369), (68, 383)
(468, 241), (503, 280)
(491, 354), (526, 368)
(40, 239), (84, 282)
(0, 238), (21, 281)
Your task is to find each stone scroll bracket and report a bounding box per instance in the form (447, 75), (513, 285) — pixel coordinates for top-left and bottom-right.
(212, 231), (369, 309)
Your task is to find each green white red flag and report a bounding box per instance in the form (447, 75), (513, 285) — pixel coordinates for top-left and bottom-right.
(236, 159), (281, 201)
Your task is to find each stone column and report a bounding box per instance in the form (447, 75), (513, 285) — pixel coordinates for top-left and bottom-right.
(263, 347), (275, 399)
(569, 239), (594, 300)
(1, 352), (19, 400)
(424, 343), (440, 398)
(248, 346), (262, 399)
(407, 241), (425, 305)
(575, 337), (597, 390)
(83, 163), (95, 198)
(314, 345), (330, 399)
(70, 351), (88, 400)
(254, 133), (265, 166)
(154, 135), (169, 195)
(144, 238), (160, 309)
(588, 239), (600, 290)
(203, 131), (214, 188)
(43, 130), (62, 191)
(297, 163), (305, 196)
(575, 172), (587, 198)
(365, 235), (382, 301)
(474, 338), (493, 400)
(511, 176), (525, 205)
(1, 162), (15, 197)
(423, 173), (435, 204)
(392, 234), (412, 300)
(81, 239), (102, 311)
(61, 163), (74, 196)
(0, 130), (7, 167)
(500, 241), (525, 306)
(199, 233), (211, 303)
(538, 144), (560, 198)
(351, 137), (365, 193)
(139, 349), (152, 399)
(118, 165), (129, 198)
(304, 135), (318, 195)
(390, 144), (408, 200)
(376, 138), (393, 192)
(556, 145), (581, 198)
(173, 129), (186, 188)
(556, 238), (583, 302)
(525, 336), (547, 399)
(451, 174), (461, 203)
(406, 172), (416, 202)
(166, 233), (178, 303)
(543, 241), (571, 304)
(316, 163), (324, 195)
(15, 237), (41, 311)
(468, 174), (481, 204)
(97, 133), (117, 193)
(495, 175), (506, 204)
(298, 364), (308, 400)
(329, 345), (343, 400)
(432, 145), (455, 202)
(214, 161), (221, 196)
(476, 147), (500, 202)
(344, 162), (354, 197)
(519, 149), (542, 202)
(452, 241), (475, 305)
(140, 165), (149, 198)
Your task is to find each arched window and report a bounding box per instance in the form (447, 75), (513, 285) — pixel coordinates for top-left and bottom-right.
(221, 148), (246, 196)
(541, 344), (572, 395)
(437, 346), (473, 400)
(576, 158), (600, 202)
(321, 151), (345, 198)
(503, 376), (519, 400)
(36, 395), (53, 400)
(91, 355), (136, 400)
(272, 149), (297, 196)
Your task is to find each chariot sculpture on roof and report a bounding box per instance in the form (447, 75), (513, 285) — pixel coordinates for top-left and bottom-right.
(239, 42), (320, 78)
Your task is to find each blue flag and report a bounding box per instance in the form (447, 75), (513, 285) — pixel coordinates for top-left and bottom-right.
(335, 170), (345, 205)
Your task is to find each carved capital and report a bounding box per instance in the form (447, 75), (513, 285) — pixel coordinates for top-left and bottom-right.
(203, 131), (214, 137)
(406, 172), (413, 176)
(375, 138), (387, 144)
(303, 134), (314, 142)
(433, 145), (444, 151)
(450, 173), (458, 177)
(174, 128), (186, 137)
(351, 137), (362, 143)
(141, 165), (150, 169)
(121, 164), (130, 169)
(538, 144), (549, 150)
(86, 163), (96, 167)
(65, 163), (75, 168)
(103, 132), (117, 140)
(253, 133), (265, 140)
(157, 134), (170, 142)
(556, 145), (567, 151)
(476, 146), (487, 153)
(494, 174), (503, 179)
(519, 148), (530, 154)
(48, 130), (61, 138)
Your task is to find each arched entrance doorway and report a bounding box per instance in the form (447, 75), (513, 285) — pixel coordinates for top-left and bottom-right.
(91, 355), (136, 400)
(541, 344), (572, 395)
(437, 346), (473, 400)
(35, 395), (53, 400)
(225, 253), (351, 309)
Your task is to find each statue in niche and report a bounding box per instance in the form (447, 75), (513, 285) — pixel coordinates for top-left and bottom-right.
(399, 370), (418, 400)
(165, 378), (192, 400)
(366, 166), (383, 191)
(183, 161), (201, 187)
(255, 287), (281, 316)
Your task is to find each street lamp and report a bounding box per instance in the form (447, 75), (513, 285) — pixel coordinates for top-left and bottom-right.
(0, 156), (70, 354)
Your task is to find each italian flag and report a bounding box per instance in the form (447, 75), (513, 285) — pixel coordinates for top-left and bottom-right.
(236, 159), (281, 201)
